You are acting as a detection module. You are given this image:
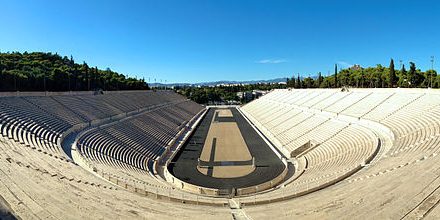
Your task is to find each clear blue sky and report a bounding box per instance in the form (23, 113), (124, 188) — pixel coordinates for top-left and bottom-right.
(0, 0), (439, 83)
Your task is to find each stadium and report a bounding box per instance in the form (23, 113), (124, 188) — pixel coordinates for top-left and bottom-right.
(1, 1), (440, 220)
(1, 87), (440, 219)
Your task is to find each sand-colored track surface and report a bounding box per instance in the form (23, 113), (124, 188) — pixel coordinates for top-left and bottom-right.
(217, 108), (233, 117)
(198, 109), (255, 178)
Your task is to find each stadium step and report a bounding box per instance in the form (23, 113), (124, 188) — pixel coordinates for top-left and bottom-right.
(229, 199), (251, 220)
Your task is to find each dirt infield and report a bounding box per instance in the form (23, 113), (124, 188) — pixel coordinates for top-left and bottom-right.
(197, 109), (254, 178)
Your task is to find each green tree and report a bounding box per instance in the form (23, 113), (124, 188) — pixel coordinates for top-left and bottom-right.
(408, 62), (415, 87)
(423, 70), (437, 88)
(398, 64), (408, 87)
(287, 75), (295, 88)
(317, 72), (323, 87)
(389, 59), (396, 88)
(296, 73), (301, 88)
(303, 77), (314, 88)
(82, 62), (90, 90)
(0, 51), (148, 91)
(334, 64), (338, 88)
(93, 66), (98, 90)
(407, 62), (424, 88)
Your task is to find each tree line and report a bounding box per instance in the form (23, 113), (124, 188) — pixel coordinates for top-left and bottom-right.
(0, 51), (149, 91)
(1, 52), (437, 97)
(176, 59), (438, 104)
(174, 83), (285, 104)
(287, 59), (438, 89)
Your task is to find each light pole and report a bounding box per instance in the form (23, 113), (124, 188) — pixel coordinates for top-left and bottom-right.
(431, 56), (435, 88)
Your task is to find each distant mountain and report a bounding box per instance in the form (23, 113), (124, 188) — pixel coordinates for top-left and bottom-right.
(150, 77), (288, 87)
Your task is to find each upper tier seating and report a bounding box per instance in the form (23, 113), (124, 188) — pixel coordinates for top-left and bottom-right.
(0, 91), (195, 158)
(0, 90), (214, 210)
(239, 88), (440, 206)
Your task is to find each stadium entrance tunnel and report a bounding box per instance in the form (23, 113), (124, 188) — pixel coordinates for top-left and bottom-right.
(166, 107), (289, 197)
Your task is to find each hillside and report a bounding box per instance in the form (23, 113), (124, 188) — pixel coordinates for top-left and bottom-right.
(0, 52), (148, 91)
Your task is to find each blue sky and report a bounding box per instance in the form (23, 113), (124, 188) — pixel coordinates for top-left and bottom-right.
(0, 0), (439, 83)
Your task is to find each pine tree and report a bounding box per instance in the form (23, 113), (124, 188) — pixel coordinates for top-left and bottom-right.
(286, 77), (291, 88)
(317, 72), (322, 87)
(399, 64), (408, 87)
(334, 64), (338, 88)
(94, 66), (98, 90)
(408, 62), (419, 87)
(290, 75), (295, 88)
(389, 59), (395, 88)
(401, 64), (407, 74)
(296, 73), (301, 88)
(360, 69), (364, 88)
(83, 62), (90, 90)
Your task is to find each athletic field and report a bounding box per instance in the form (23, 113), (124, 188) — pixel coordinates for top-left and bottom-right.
(169, 107), (285, 190)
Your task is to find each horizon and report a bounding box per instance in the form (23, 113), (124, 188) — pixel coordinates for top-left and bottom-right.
(0, 0), (438, 83)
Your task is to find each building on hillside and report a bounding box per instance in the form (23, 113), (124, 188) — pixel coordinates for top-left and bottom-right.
(350, 64), (362, 70)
